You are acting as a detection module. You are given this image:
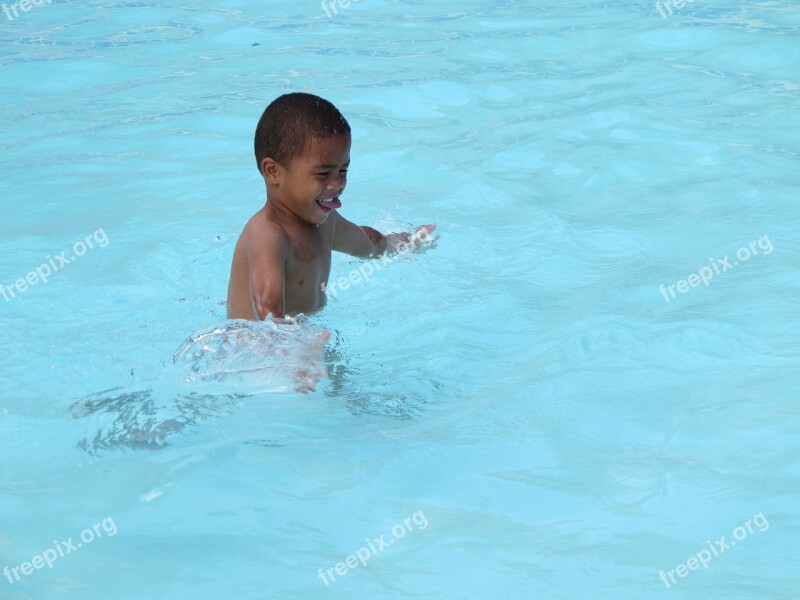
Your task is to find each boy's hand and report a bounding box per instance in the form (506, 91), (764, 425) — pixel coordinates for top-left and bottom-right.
(386, 223), (437, 255)
(334, 214), (437, 259)
(292, 328), (331, 393)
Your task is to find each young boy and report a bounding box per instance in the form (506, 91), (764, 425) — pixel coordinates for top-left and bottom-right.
(227, 93), (436, 321)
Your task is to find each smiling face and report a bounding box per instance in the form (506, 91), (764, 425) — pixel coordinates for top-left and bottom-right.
(261, 134), (351, 226)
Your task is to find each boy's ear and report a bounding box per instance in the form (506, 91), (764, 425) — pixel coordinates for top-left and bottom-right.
(260, 157), (281, 184)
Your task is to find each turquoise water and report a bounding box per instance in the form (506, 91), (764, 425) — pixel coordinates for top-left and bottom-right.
(2, 1), (799, 598)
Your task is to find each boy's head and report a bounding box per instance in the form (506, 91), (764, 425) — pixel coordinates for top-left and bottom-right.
(254, 93), (350, 170)
(254, 93), (351, 225)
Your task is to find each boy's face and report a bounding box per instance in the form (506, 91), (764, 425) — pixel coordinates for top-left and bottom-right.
(266, 134), (351, 226)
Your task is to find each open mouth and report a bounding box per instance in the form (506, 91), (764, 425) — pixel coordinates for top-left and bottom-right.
(316, 197), (342, 213)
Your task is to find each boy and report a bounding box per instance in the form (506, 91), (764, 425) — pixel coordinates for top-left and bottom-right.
(227, 93), (436, 321)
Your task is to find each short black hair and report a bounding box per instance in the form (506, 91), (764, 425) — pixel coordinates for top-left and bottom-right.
(254, 93), (350, 170)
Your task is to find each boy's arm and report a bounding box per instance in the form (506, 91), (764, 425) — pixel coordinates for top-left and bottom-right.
(332, 211), (436, 258)
(246, 224), (287, 320)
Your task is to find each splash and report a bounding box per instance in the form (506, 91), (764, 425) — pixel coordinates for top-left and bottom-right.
(71, 316), (331, 453)
(168, 316), (330, 393)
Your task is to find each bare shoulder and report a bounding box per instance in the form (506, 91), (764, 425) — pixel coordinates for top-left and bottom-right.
(241, 210), (289, 259)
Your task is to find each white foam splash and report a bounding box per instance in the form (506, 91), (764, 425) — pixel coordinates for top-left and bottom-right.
(168, 316), (330, 394)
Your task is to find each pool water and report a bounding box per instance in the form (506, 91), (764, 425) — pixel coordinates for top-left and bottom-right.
(1, 1), (799, 598)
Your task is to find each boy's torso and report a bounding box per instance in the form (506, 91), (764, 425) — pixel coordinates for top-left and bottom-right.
(227, 208), (335, 320)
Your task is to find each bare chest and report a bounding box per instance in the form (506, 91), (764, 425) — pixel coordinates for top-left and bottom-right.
(285, 229), (332, 296)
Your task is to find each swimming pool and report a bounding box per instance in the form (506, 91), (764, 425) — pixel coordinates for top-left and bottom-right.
(1, 1), (798, 598)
